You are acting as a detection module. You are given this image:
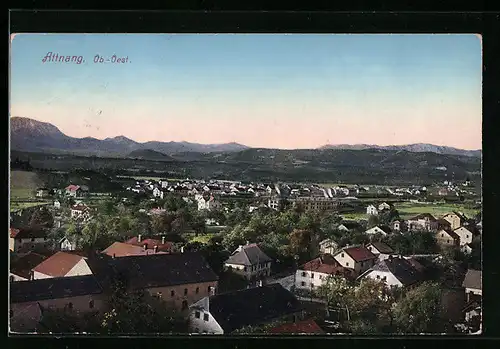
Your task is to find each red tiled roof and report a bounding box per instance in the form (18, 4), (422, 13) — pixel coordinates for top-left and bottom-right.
(32, 251), (87, 277)
(343, 246), (377, 262)
(10, 228), (20, 238)
(102, 242), (169, 258)
(125, 237), (173, 251)
(269, 319), (324, 334)
(301, 254), (345, 275)
(66, 185), (80, 192)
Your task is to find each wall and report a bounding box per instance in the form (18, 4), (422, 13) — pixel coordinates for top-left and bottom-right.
(188, 300), (225, 334)
(295, 270), (328, 290)
(436, 232), (458, 247)
(9, 273), (28, 282)
(364, 270), (402, 288)
(12, 237), (48, 253)
(334, 252), (357, 272)
(66, 259), (93, 277)
(10, 293), (105, 333)
(145, 280), (218, 314)
(454, 228), (473, 246)
(224, 262), (271, 280)
(443, 215), (461, 230)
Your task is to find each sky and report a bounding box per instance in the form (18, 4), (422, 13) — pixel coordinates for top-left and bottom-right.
(10, 34), (482, 150)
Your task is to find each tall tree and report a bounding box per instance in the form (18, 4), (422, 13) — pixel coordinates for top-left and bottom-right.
(29, 206), (54, 228)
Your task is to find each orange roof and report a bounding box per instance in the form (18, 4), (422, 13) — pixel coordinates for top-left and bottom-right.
(102, 242), (169, 258)
(301, 254), (345, 275)
(32, 251), (87, 277)
(269, 319), (324, 334)
(125, 237), (173, 251)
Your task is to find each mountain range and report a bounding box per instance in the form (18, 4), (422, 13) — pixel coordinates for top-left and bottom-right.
(10, 117), (481, 158)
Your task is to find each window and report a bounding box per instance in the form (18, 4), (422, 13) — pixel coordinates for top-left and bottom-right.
(441, 234), (444, 237)
(311, 283), (314, 288)
(301, 271), (306, 277)
(31, 238), (35, 242)
(203, 313), (209, 321)
(68, 302), (73, 310)
(301, 281), (306, 286)
(157, 292), (162, 299)
(346, 262), (349, 267)
(171, 290), (175, 297)
(311, 273), (314, 279)
(447, 240), (450, 244)
(195, 311), (201, 319)
(341, 253), (344, 258)
(196, 287), (199, 294)
(466, 235), (469, 238)
(244, 267), (247, 272)
(184, 288), (188, 296)
(89, 300), (94, 309)
(376, 275), (380, 279)
(361, 262), (364, 267)
(181, 300), (188, 310)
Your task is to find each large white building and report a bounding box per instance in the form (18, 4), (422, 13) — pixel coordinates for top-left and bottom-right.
(295, 254), (351, 291)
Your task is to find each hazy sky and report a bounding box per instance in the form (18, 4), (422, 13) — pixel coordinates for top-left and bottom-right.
(10, 34), (482, 150)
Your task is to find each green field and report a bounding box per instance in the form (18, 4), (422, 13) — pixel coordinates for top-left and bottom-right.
(188, 234), (216, 244)
(10, 171), (51, 210)
(340, 212), (368, 220)
(394, 202), (480, 219)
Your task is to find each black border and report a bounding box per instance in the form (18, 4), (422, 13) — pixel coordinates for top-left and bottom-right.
(7, 9), (500, 349)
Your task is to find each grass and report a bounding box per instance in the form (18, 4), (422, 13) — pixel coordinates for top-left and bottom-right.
(340, 213), (368, 220)
(394, 202), (480, 219)
(10, 188), (35, 200)
(188, 234), (215, 244)
(10, 201), (51, 211)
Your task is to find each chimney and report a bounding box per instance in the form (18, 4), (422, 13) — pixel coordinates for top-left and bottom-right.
(138, 234), (142, 243)
(161, 236), (165, 244)
(112, 253), (116, 259)
(143, 243), (147, 250)
(258, 280), (263, 287)
(181, 246), (184, 254)
(154, 245), (158, 253)
(210, 286), (216, 296)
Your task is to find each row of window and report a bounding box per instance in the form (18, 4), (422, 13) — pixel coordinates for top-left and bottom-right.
(300, 272), (324, 280)
(16, 237), (48, 242)
(9, 300), (96, 318)
(300, 282), (315, 288)
(157, 286), (208, 299)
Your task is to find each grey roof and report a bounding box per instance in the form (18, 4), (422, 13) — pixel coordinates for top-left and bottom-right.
(462, 269), (482, 290)
(225, 244), (272, 266)
(87, 251), (219, 290)
(369, 257), (422, 286)
(10, 275), (102, 303)
(206, 284), (301, 333)
(367, 242), (394, 254)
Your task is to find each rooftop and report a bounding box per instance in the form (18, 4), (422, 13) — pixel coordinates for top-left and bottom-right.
(300, 254), (345, 275)
(341, 246), (377, 262)
(462, 269), (482, 290)
(32, 251), (87, 277)
(368, 256), (422, 286)
(366, 242), (394, 254)
(102, 242), (169, 258)
(225, 243), (273, 266)
(10, 252), (47, 279)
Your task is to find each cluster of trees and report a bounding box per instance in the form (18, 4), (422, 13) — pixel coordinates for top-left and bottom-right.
(316, 276), (445, 334)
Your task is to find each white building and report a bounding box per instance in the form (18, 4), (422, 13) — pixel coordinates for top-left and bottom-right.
(453, 226), (474, 246)
(366, 205), (378, 215)
(357, 256), (423, 289)
(366, 242), (395, 261)
(224, 242), (272, 280)
(195, 194), (221, 211)
(188, 284), (301, 334)
(462, 269), (482, 302)
(53, 200), (61, 209)
(153, 187), (164, 199)
(295, 254), (349, 291)
(332, 246), (377, 277)
(319, 239), (338, 255)
(364, 225), (392, 236)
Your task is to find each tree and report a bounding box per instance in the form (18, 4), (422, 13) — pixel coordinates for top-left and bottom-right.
(393, 282), (443, 333)
(30, 206), (54, 228)
(379, 209), (400, 226)
(288, 229), (313, 260)
(367, 215), (379, 229)
(317, 275), (354, 318)
(100, 287), (187, 334)
(37, 307), (101, 333)
(151, 212), (174, 235)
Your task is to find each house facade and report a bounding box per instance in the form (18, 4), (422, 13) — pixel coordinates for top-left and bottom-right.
(295, 254), (349, 291)
(60, 237), (78, 251)
(462, 269), (482, 302)
(442, 212), (464, 230)
(453, 226), (473, 246)
(224, 243), (272, 280)
(366, 242), (394, 261)
(333, 246), (377, 277)
(366, 205), (378, 215)
(435, 229), (460, 247)
(319, 239), (338, 255)
(406, 213), (438, 232)
(358, 256), (422, 289)
(364, 225), (391, 236)
(9, 227), (50, 254)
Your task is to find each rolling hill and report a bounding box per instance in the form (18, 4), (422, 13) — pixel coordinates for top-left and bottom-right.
(127, 149), (175, 161)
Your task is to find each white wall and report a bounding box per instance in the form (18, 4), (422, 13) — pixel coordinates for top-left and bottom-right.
(363, 270), (403, 288)
(466, 287), (482, 297)
(454, 227), (473, 246)
(9, 273), (28, 282)
(66, 259), (93, 277)
(224, 262), (271, 279)
(295, 270), (328, 290)
(188, 298), (224, 334)
(334, 252), (357, 271)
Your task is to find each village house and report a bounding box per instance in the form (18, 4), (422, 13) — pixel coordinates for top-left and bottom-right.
(366, 205), (378, 215)
(378, 202), (392, 211)
(435, 229), (460, 247)
(358, 255), (423, 289)
(391, 220), (404, 232)
(9, 275), (104, 333)
(453, 226), (474, 246)
(9, 227), (50, 255)
(188, 283), (302, 334)
(364, 225), (392, 236)
(59, 236), (78, 251)
(337, 221), (363, 233)
(442, 212), (467, 230)
(267, 319), (324, 334)
(332, 246), (377, 277)
(10, 252), (47, 282)
(65, 184), (82, 197)
(152, 187), (164, 199)
(102, 242), (169, 258)
(406, 213), (438, 232)
(461, 243), (473, 255)
(267, 197), (280, 210)
(90, 252), (219, 314)
(319, 239), (339, 255)
(365, 242), (395, 261)
(70, 204), (92, 220)
(290, 197), (339, 212)
(295, 254), (352, 292)
(125, 235), (173, 253)
(195, 194), (222, 211)
(437, 218), (452, 231)
(53, 200), (61, 209)
(224, 242), (273, 280)
(36, 188), (51, 198)
(31, 251), (93, 280)
(462, 269), (482, 303)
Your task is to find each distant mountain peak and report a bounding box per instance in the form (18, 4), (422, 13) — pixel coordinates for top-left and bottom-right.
(319, 143), (481, 157)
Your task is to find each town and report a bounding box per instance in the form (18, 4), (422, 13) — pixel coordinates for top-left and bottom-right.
(9, 169), (482, 335)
